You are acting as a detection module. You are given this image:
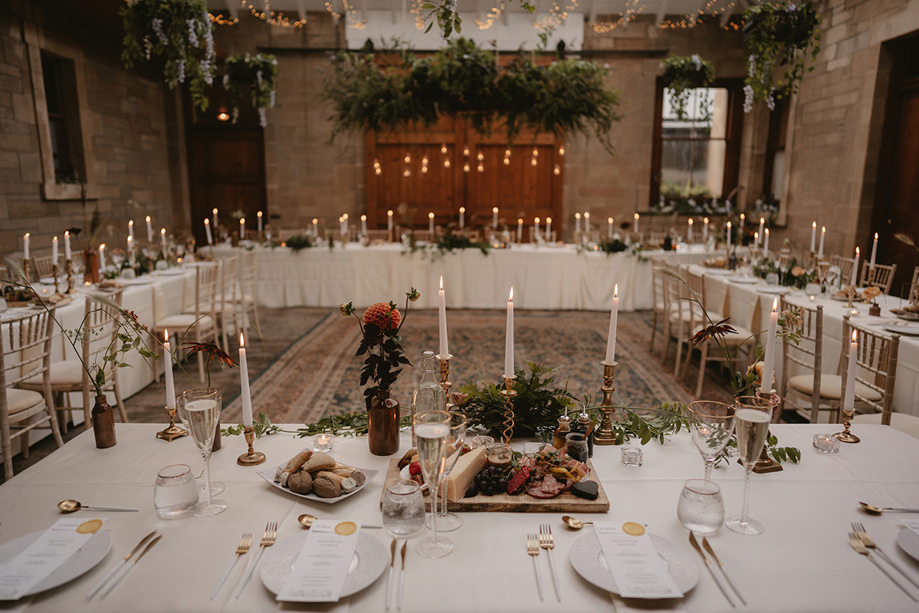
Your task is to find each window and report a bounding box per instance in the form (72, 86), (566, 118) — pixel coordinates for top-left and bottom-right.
(40, 52), (84, 184)
(762, 98), (789, 202)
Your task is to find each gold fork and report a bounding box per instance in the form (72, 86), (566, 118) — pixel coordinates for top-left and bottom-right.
(849, 532), (917, 601)
(235, 522), (278, 598)
(527, 533), (544, 601)
(852, 523), (919, 591)
(211, 533), (252, 600)
(539, 524), (561, 602)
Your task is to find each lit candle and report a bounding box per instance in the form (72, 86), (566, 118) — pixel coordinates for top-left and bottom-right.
(239, 218), (245, 241)
(687, 218), (693, 243)
(343, 213), (349, 234)
(459, 207), (465, 229)
(51, 236), (59, 265)
(740, 213), (746, 229)
(493, 207), (499, 230)
(204, 218), (213, 245)
(760, 297), (778, 394)
(703, 217), (709, 242)
(546, 217), (552, 239)
(758, 217), (764, 247)
(727, 221), (732, 247)
(516, 218), (523, 242)
(23, 233), (29, 260)
(128, 219), (134, 241)
(438, 276), (449, 358)
(212, 208), (218, 229)
(605, 283), (619, 363)
(98, 243), (106, 272)
(818, 226), (826, 257)
(810, 221), (817, 252)
(504, 287), (514, 378)
(633, 213), (640, 234)
(163, 330), (176, 409)
(160, 228), (167, 256)
(534, 217), (541, 240)
(754, 231), (759, 246)
(429, 212), (435, 234)
(239, 333), (253, 427)
(608, 217), (614, 239)
(584, 212), (591, 232)
(843, 330), (857, 412)
(64, 231), (71, 260)
(869, 232), (878, 269)
(387, 210), (393, 232)
(361, 214), (368, 236)
(763, 228), (770, 255)
(575, 212), (581, 233)
(127, 235), (135, 265)
(146, 216), (153, 242)
(312, 218), (319, 237)
(852, 247), (860, 286)
(257, 210), (263, 233)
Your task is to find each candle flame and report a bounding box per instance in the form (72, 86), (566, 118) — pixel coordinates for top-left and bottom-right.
(204, 218), (210, 225)
(240, 332), (245, 347)
(760, 217), (764, 224)
(755, 232), (759, 240)
(812, 221), (817, 228)
(387, 210), (393, 216)
(440, 275), (444, 290)
(614, 283), (618, 298)
(53, 235), (58, 241)
(584, 212), (590, 219)
(509, 287), (514, 302)
(727, 221), (732, 228)
(343, 214), (348, 220)
(459, 207), (465, 213)
(493, 207), (499, 214)
(704, 217), (709, 223)
(546, 217), (551, 223)
(740, 213), (745, 221)
(429, 212), (435, 219)
(855, 246), (859, 255)
(127, 236), (132, 243)
(312, 218), (318, 224)
(146, 216), (151, 222)
(99, 243), (105, 250)
(518, 218), (523, 224)
(772, 297), (778, 312)
(874, 232), (878, 240)
(64, 230), (69, 237)
(361, 214), (367, 221)
(212, 208), (218, 214)
(822, 226), (826, 233)
(161, 228), (166, 235)
(765, 228), (770, 236)
(609, 217), (614, 224)
(852, 330), (858, 342)
(129, 220), (134, 226)
(535, 217), (540, 223)
(575, 213), (581, 219)
(634, 213), (639, 220)
(257, 211), (263, 218)
(164, 329), (169, 342)
(688, 218), (693, 225)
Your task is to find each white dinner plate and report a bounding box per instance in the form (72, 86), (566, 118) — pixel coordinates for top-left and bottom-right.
(260, 531), (387, 601)
(569, 530), (699, 598)
(256, 462), (378, 504)
(728, 277), (759, 285)
(0, 529), (112, 599)
(896, 527), (919, 562)
(884, 325), (919, 337)
(758, 286), (791, 295)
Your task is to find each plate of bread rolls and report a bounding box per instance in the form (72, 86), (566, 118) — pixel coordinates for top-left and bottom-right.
(257, 450), (378, 503)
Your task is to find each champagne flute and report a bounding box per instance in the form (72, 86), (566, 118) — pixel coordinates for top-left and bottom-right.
(413, 410), (452, 558)
(687, 401), (735, 481)
(427, 412), (466, 532)
(176, 388), (227, 517)
(725, 395), (772, 535)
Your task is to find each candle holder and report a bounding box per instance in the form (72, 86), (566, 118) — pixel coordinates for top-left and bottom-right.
(867, 265), (876, 287)
(22, 258), (30, 283)
(499, 376), (517, 445)
(155, 406), (188, 441)
(834, 408), (861, 444)
(594, 361), (624, 445)
(437, 354), (453, 409)
(52, 263), (60, 293)
(65, 259), (75, 294)
(237, 426), (267, 466)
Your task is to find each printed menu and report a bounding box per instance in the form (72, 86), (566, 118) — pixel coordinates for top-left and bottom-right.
(277, 519), (361, 602)
(594, 521), (683, 599)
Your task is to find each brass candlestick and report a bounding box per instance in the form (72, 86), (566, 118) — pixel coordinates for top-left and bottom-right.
(156, 406), (187, 441)
(65, 259), (74, 294)
(499, 376), (517, 445)
(238, 426), (266, 465)
(437, 354), (453, 409)
(22, 258), (30, 283)
(834, 408), (861, 444)
(52, 263), (60, 293)
(594, 361), (623, 445)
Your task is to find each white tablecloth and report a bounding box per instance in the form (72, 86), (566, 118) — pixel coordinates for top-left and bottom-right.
(2, 423), (918, 612)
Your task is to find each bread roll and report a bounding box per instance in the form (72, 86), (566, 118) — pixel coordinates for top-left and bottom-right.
(301, 452), (336, 473)
(312, 471), (344, 498)
(288, 470), (313, 494)
(397, 448), (417, 470)
(278, 449), (313, 487)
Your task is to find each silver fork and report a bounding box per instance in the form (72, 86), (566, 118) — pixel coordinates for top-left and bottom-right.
(539, 524), (561, 602)
(852, 523), (919, 591)
(848, 532), (917, 601)
(235, 522), (278, 598)
(527, 533), (544, 601)
(211, 533), (252, 600)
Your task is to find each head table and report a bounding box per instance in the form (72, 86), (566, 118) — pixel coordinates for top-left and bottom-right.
(1, 423), (918, 612)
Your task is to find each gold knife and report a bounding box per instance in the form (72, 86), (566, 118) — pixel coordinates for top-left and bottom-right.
(702, 536), (747, 605)
(99, 535), (162, 598)
(688, 531), (735, 608)
(86, 530), (158, 599)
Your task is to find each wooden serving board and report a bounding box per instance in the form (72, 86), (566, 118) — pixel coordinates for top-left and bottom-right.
(381, 458), (610, 513)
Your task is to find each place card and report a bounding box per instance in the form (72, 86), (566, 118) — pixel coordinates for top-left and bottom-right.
(594, 521), (683, 599)
(0, 518), (104, 600)
(904, 520), (919, 537)
(277, 519), (361, 602)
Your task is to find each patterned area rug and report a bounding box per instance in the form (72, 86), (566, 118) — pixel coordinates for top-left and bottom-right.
(221, 309), (714, 425)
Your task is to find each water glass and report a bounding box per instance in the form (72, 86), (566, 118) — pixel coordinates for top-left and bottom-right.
(382, 479), (425, 537)
(677, 479), (724, 535)
(154, 464), (198, 519)
(565, 432), (589, 463)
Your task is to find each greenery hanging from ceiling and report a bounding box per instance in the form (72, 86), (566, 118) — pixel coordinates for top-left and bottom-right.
(223, 53), (279, 127)
(661, 54), (715, 121)
(424, 0), (535, 39)
(121, 0), (216, 112)
(323, 38), (621, 153)
(742, 0), (821, 112)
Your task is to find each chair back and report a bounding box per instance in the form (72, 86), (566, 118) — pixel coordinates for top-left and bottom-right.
(239, 251), (257, 299)
(277, 229), (307, 241)
(410, 230), (437, 243)
(650, 259), (667, 313)
(363, 229), (391, 244)
(908, 266), (919, 304)
(1, 309), (55, 393)
(840, 315), (900, 424)
(218, 256), (239, 310)
(194, 263), (219, 327)
(31, 256), (54, 281)
(859, 261), (897, 293)
(779, 298), (823, 421)
(833, 255), (856, 287)
(683, 268), (708, 328)
(80, 291), (125, 404)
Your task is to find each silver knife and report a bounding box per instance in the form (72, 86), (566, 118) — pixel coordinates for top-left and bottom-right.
(385, 538), (397, 610)
(688, 531), (735, 608)
(702, 536), (747, 605)
(86, 530), (158, 599)
(397, 541), (407, 610)
(99, 535), (162, 598)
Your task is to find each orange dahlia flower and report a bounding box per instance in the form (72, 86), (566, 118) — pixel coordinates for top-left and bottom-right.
(363, 302), (401, 331)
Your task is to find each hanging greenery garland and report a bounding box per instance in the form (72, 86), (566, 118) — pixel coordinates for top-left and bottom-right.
(323, 38), (621, 153)
(223, 53), (279, 127)
(742, 1), (821, 112)
(661, 54), (715, 121)
(121, 0), (216, 111)
(424, 0), (535, 39)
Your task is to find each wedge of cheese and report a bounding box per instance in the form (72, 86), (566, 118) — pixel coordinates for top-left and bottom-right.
(446, 446), (487, 502)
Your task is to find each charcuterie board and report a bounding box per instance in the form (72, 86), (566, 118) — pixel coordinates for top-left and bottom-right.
(381, 457), (610, 513)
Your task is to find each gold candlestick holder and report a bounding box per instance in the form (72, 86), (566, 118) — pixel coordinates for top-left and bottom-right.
(593, 361), (623, 445)
(437, 354), (453, 409)
(65, 259), (74, 294)
(867, 265), (876, 287)
(156, 406), (187, 441)
(22, 259), (30, 283)
(834, 408), (861, 444)
(238, 426), (266, 465)
(499, 376), (517, 445)
(52, 263), (60, 293)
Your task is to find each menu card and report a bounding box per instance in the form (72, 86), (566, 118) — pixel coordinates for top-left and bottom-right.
(0, 518), (104, 600)
(277, 520), (361, 602)
(594, 521), (683, 599)
(904, 520), (919, 537)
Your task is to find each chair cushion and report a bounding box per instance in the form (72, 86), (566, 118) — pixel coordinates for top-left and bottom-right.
(5, 388), (44, 415)
(22, 360), (84, 389)
(156, 314), (214, 329)
(852, 412), (919, 440)
(787, 374), (883, 402)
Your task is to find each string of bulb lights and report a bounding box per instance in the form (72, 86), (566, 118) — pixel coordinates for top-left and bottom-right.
(371, 145), (565, 175)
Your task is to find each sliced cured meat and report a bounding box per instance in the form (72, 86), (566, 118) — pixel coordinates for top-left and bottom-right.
(527, 474), (564, 499)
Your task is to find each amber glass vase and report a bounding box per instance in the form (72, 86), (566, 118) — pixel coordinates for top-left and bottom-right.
(368, 389), (400, 456)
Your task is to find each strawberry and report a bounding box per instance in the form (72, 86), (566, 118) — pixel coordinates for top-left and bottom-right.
(507, 465), (531, 495)
(408, 460), (421, 476)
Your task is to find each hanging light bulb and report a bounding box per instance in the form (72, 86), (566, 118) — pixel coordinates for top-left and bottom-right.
(375, 166), (382, 175)
(532, 148), (539, 157)
(422, 156), (429, 165)
(531, 157), (538, 167)
(444, 158), (451, 168)
(403, 168), (411, 177)
(505, 148), (511, 157)
(441, 144), (448, 155)
(558, 146), (565, 156)
(553, 165), (561, 175)
(421, 164), (428, 174)
(477, 152), (484, 162)
(463, 163), (470, 172)
(477, 163), (484, 172)
(404, 153), (411, 164)
(503, 157), (511, 166)
(463, 146), (470, 157)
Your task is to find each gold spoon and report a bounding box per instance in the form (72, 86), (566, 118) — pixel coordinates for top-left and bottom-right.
(859, 502), (919, 515)
(561, 515), (594, 530)
(57, 499), (139, 513)
(297, 514), (382, 529)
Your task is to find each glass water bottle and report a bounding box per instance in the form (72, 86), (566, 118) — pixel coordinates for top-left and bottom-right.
(411, 351), (447, 446)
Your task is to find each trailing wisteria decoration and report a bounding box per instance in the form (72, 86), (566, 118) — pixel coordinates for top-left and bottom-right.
(223, 53), (279, 127)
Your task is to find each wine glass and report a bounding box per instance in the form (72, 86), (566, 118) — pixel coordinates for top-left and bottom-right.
(725, 395), (773, 536)
(176, 388), (227, 517)
(427, 412), (466, 532)
(687, 401), (735, 481)
(413, 410), (452, 558)
(677, 479), (724, 535)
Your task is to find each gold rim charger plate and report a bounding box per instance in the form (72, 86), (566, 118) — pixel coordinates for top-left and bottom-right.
(0, 529), (111, 599)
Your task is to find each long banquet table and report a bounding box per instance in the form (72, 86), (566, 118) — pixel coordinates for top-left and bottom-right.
(2, 423), (918, 612)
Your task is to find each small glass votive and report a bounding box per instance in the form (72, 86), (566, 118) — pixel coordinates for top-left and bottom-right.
(621, 446), (643, 466)
(470, 435), (494, 449)
(313, 433), (334, 452)
(523, 442), (543, 457)
(485, 442), (513, 469)
(813, 434), (839, 453)
(154, 464), (198, 519)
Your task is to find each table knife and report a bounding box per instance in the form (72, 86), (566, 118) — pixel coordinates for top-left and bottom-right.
(385, 538), (397, 610)
(86, 530), (157, 599)
(702, 536), (747, 605)
(99, 535), (162, 598)
(688, 531), (735, 608)
(397, 541), (407, 610)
